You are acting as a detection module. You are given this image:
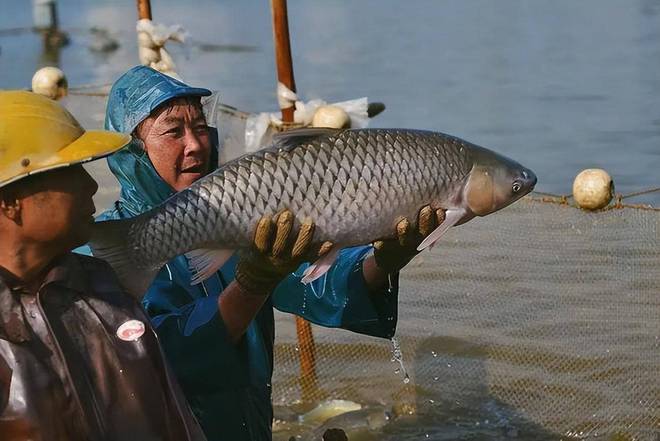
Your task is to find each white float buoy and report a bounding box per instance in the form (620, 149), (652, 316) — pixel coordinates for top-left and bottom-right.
(31, 66), (68, 100)
(572, 168), (614, 210)
(312, 105), (351, 129)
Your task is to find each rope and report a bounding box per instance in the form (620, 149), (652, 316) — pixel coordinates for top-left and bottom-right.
(136, 19), (184, 79)
(69, 83), (113, 91)
(620, 186), (660, 199)
(0, 27), (32, 37)
(527, 192), (660, 212)
(66, 83), (113, 97)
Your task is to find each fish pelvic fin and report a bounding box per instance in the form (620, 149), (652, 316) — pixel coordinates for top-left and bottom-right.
(186, 248), (234, 285)
(416, 208), (466, 251)
(301, 246), (340, 284)
(89, 218), (159, 300)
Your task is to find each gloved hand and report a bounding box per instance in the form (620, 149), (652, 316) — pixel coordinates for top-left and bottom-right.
(235, 210), (331, 295)
(373, 205), (446, 273)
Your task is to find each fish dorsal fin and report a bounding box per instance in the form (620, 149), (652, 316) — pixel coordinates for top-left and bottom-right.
(272, 128), (344, 150)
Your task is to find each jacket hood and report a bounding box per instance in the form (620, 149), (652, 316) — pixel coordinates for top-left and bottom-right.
(103, 66), (217, 216)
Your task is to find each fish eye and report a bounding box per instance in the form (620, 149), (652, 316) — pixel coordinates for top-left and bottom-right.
(512, 181), (522, 193)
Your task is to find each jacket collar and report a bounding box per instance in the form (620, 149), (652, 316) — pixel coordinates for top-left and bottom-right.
(0, 253), (87, 343)
(40, 253), (87, 294)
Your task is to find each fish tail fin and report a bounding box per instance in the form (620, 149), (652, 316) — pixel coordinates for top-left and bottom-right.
(89, 218), (158, 299)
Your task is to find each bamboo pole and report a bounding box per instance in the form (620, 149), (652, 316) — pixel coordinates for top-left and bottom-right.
(270, 0), (319, 402)
(137, 0), (152, 20)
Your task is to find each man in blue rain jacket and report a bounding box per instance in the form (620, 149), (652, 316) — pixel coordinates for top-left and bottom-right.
(91, 66), (443, 441)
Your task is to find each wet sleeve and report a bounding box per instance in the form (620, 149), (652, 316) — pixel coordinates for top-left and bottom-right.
(0, 356), (10, 413)
(271, 246), (399, 339)
(142, 270), (244, 387)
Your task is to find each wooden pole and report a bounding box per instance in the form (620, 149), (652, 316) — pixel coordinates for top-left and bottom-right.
(137, 0), (152, 20)
(270, 0), (319, 402)
(270, 0), (296, 124)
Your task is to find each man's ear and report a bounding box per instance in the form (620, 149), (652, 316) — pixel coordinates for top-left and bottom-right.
(0, 197), (22, 223)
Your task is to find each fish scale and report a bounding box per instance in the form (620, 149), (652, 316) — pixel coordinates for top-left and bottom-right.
(92, 128), (536, 294)
(127, 129), (472, 267)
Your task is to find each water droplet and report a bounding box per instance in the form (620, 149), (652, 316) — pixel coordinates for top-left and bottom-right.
(433, 376), (439, 381)
(390, 337), (410, 384)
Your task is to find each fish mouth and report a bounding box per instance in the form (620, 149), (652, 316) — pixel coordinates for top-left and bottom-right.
(521, 168), (537, 193)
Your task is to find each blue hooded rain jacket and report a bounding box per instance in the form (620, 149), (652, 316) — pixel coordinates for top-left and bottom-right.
(90, 66), (399, 441)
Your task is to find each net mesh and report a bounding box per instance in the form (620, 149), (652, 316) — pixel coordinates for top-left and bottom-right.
(272, 199), (659, 440)
(64, 92), (659, 440)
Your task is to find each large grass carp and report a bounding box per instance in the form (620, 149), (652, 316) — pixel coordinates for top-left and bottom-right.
(90, 128), (536, 296)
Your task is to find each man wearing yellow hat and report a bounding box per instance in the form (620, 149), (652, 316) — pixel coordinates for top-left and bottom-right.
(0, 90), (206, 440)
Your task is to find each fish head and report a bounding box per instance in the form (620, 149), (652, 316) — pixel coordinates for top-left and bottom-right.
(463, 146), (537, 216)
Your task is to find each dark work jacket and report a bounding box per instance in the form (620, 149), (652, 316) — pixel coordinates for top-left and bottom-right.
(0, 253), (206, 441)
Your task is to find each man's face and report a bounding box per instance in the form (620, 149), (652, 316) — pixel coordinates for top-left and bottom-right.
(137, 97), (212, 192)
(15, 165), (99, 250)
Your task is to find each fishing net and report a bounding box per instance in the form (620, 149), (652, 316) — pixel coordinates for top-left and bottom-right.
(65, 92), (659, 440)
(272, 197), (659, 441)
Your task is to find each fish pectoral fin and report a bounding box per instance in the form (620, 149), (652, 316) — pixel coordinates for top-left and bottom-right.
(186, 248), (234, 285)
(416, 209), (465, 252)
(301, 246), (340, 284)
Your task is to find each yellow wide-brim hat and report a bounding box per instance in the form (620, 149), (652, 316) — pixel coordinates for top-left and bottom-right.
(0, 90), (130, 188)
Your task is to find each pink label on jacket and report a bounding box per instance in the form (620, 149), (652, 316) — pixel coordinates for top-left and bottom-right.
(116, 320), (145, 342)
